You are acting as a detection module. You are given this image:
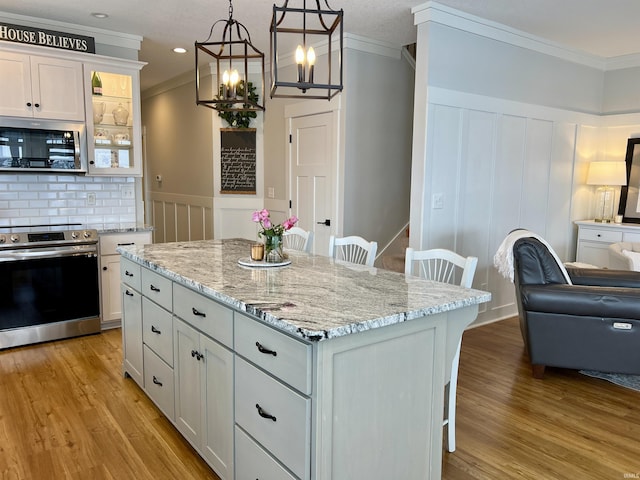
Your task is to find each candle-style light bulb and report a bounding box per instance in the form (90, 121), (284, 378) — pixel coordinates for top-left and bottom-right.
(229, 69), (239, 98)
(307, 47), (316, 84)
(222, 70), (230, 98)
(295, 45), (305, 83)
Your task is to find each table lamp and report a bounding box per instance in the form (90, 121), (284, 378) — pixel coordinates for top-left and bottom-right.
(586, 161), (627, 222)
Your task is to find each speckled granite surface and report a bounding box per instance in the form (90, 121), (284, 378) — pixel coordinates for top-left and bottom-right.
(118, 238), (491, 341)
(91, 223), (154, 234)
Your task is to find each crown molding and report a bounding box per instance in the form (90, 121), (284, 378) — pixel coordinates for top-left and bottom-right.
(412, 1), (608, 71)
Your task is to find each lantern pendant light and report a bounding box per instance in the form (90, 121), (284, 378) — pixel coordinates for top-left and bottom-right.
(270, 0), (343, 100)
(195, 0), (265, 113)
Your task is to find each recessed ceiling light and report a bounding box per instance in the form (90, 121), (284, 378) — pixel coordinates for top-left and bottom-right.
(91, 12), (109, 19)
(173, 47), (187, 54)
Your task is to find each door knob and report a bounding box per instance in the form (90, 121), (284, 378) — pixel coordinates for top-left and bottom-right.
(317, 219), (331, 226)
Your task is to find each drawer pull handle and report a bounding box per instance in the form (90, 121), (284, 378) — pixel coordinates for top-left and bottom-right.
(125, 290), (134, 297)
(117, 242), (135, 246)
(256, 404), (276, 422)
(151, 325), (161, 334)
(192, 307), (206, 317)
(152, 376), (163, 387)
(150, 284), (160, 292)
(256, 342), (277, 356)
(191, 350), (203, 361)
(125, 270), (134, 277)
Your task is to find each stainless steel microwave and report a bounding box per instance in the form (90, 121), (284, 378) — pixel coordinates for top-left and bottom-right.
(0, 118), (87, 173)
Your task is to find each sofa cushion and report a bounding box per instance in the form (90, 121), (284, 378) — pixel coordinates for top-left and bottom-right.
(622, 249), (640, 271)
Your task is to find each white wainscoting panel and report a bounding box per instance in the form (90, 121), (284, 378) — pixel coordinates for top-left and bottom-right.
(416, 88), (599, 326)
(150, 192), (213, 244)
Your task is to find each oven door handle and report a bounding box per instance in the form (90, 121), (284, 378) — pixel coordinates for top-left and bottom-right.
(0, 246), (97, 262)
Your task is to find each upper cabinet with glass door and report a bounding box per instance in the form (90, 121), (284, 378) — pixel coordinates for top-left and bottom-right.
(84, 61), (144, 176)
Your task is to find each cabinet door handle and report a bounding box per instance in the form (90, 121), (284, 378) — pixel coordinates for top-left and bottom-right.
(152, 376), (163, 387)
(125, 270), (134, 277)
(191, 350), (203, 361)
(151, 325), (161, 334)
(256, 404), (277, 422)
(150, 284), (160, 292)
(192, 307), (206, 317)
(26, 102), (32, 107)
(34, 103), (40, 108)
(125, 290), (134, 297)
(255, 341), (277, 357)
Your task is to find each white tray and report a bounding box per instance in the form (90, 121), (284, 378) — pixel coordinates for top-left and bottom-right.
(237, 257), (291, 268)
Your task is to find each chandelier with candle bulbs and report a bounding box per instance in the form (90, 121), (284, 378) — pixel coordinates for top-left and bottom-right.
(195, 0), (265, 115)
(270, 0), (343, 100)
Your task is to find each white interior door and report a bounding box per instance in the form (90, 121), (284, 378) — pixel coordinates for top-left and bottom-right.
(290, 111), (335, 256)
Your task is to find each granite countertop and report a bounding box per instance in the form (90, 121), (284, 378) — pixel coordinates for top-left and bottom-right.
(118, 238), (491, 342)
(92, 224), (154, 234)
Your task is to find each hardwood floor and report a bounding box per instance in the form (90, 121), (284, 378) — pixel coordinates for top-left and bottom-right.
(444, 317), (640, 480)
(0, 328), (219, 480)
(0, 318), (638, 479)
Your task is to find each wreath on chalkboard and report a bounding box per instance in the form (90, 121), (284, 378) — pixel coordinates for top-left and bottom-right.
(217, 80), (259, 129)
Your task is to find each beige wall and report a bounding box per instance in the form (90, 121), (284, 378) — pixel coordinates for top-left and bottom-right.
(142, 74), (215, 242)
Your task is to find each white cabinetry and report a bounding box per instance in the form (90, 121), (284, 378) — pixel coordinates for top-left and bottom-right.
(173, 284), (234, 480)
(121, 257), (143, 387)
(99, 231), (151, 328)
(575, 220), (640, 268)
(84, 63), (143, 176)
(0, 51), (84, 121)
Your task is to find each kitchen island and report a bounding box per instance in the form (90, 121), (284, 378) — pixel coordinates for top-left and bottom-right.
(118, 238), (491, 480)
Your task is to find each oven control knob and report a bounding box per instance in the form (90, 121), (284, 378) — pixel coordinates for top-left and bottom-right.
(0, 235), (5, 244)
(71, 231), (79, 239)
(10, 235), (20, 243)
(83, 231), (93, 239)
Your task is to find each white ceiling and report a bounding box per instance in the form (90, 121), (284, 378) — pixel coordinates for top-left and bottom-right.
(3, 0), (640, 91)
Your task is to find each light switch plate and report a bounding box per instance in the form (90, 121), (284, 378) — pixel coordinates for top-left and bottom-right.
(121, 185), (135, 199)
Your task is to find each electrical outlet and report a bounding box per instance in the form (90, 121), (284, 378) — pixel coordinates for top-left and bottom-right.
(267, 187), (275, 199)
(87, 193), (96, 206)
(432, 193), (444, 209)
(121, 185), (135, 199)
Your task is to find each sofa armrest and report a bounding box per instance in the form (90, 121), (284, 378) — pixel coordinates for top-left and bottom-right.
(566, 267), (640, 288)
(520, 283), (640, 319)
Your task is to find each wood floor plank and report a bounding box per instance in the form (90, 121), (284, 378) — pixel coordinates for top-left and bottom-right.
(0, 329), (219, 480)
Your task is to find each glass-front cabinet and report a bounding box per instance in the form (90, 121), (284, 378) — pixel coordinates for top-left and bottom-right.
(83, 62), (143, 176)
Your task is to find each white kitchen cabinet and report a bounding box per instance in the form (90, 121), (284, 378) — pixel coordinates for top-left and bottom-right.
(99, 231), (151, 329)
(0, 51), (84, 121)
(174, 317), (234, 480)
(84, 63), (143, 176)
(121, 257), (143, 387)
(575, 220), (640, 268)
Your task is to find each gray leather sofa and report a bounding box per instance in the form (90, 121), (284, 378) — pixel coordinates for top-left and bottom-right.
(513, 236), (640, 378)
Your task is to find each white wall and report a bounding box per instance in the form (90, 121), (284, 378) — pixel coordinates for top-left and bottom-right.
(342, 44), (414, 248)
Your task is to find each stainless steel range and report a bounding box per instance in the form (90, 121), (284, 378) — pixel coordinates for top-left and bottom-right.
(0, 224), (100, 349)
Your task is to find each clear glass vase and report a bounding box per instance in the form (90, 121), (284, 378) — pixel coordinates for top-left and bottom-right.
(264, 235), (285, 263)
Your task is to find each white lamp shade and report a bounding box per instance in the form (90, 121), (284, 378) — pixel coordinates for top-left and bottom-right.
(586, 161), (627, 186)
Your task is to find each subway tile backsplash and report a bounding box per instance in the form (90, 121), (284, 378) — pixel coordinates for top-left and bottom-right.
(0, 174), (136, 227)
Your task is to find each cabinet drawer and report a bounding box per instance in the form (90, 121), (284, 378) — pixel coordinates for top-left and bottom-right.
(235, 313), (311, 394)
(173, 283), (233, 348)
(623, 231), (640, 243)
(120, 257), (142, 291)
(579, 228), (622, 243)
(143, 345), (175, 421)
(235, 426), (298, 480)
(235, 358), (310, 480)
(100, 231), (152, 255)
(141, 268), (172, 311)
(142, 297), (173, 366)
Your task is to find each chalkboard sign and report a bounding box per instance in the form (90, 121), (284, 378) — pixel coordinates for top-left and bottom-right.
(220, 128), (256, 194)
